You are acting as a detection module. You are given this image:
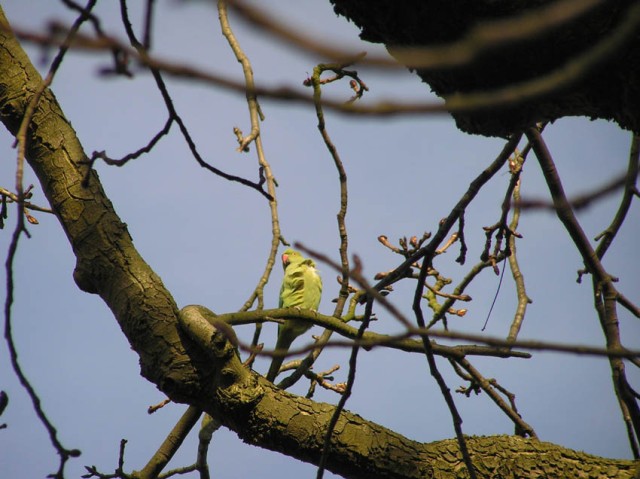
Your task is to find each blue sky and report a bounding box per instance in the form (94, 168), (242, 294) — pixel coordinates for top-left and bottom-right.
(1, 1), (639, 478)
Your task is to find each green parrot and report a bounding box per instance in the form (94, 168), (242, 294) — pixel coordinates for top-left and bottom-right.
(266, 248), (323, 382)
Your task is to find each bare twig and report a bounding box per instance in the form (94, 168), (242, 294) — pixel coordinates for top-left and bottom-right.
(147, 398), (171, 414)
(593, 134), (640, 259)
(61, 0), (132, 77)
(276, 61), (354, 391)
(141, 0), (155, 50)
(304, 365), (346, 399)
(216, 0), (281, 320)
(413, 250), (478, 479)
(506, 167), (532, 342)
(277, 60), (356, 478)
(0, 186), (54, 215)
(454, 357), (537, 438)
(481, 150), (524, 265)
(425, 282), (471, 302)
(527, 126), (640, 457)
(369, 134), (522, 302)
(110, 0), (273, 201)
(86, 117), (173, 169)
(219, 0), (260, 151)
(195, 413), (221, 479)
(517, 168), (639, 212)
(316, 256), (373, 479)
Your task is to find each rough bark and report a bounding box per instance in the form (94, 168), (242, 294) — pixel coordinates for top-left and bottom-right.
(0, 7), (208, 404)
(1, 6), (638, 479)
(330, 0), (640, 137)
(180, 305), (639, 479)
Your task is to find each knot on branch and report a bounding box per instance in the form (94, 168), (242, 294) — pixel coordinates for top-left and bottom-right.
(73, 258), (99, 294)
(178, 305), (263, 408)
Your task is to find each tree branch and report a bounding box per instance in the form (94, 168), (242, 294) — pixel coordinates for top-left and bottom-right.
(136, 406), (202, 479)
(527, 126), (640, 457)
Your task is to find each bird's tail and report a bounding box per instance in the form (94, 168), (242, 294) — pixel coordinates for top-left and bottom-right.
(265, 332), (296, 382)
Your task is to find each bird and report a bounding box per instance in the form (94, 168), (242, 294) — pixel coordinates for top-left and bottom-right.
(266, 248), (322, 382)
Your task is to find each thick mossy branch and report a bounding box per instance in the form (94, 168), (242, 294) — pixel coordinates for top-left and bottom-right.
(179, 306), (639, 479)
(178, 305), (255, 405)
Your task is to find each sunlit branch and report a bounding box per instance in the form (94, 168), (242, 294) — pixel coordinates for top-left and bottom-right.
(136, 406), (202, 479)
(216, 306), (640, 360)
(219, 0), (260, 151)
(303, 365), (346, 398)
(506, 173), (531, 342)
(216, 0), (281, 316)
(481, 152), (524, 265)
(277, 61), (355, 392)
(425, 281), (470, 302)
(195, 413), (221, 479)
(290, 60), (357, 474)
